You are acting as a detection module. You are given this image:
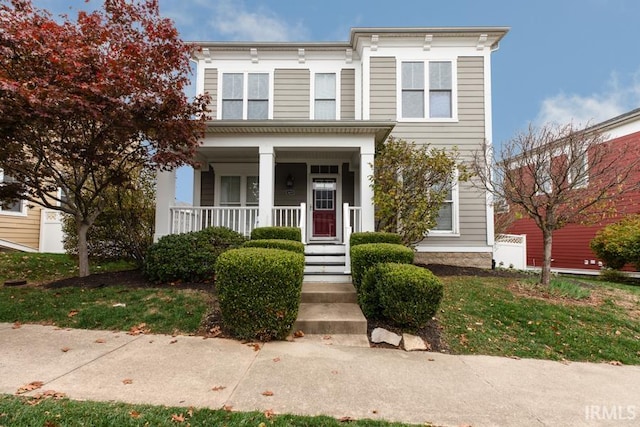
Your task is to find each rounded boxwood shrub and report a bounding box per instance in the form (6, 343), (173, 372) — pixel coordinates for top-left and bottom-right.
(590, 215), (640, 270)
(350, 243), (414, 289)
(143, 227), (245, 283)
(350, 231), (402, 247)
(359, 263), (387, 319)
(251, 226), (301, 242)
(377, 263), (443, 329)
(215, 247), (305, 341)
(244, 239), (305, 254)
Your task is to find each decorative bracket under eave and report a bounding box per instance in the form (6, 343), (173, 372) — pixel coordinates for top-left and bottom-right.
(202, 48), (212, 64)
(298, 48), (305, 64)
(423, 34), (433, 51)
(250, 48), (258, 64)
(477, 34), (488, 51)
(346, 48), (353, 64)
(371, 35), (379, 51)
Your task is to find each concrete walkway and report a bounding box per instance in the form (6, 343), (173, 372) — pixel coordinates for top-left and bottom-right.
(1, 323), (638, 426)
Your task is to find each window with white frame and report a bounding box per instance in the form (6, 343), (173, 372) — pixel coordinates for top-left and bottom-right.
(314, 73), (336, 120)
(219, 175), (259, 206)
(431, 176), (459, 234)
(401, 60), (454, 120)
(221, 73), (269, 120)
(0, 169), (25, 215)
(568, 151), (589, 188)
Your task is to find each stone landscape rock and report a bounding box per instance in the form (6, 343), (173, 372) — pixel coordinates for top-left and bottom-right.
(403, 333), (428, 351)
(371, 327), (401, 346)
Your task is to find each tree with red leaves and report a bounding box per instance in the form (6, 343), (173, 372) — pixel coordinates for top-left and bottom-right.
(0, 0), (209, 276)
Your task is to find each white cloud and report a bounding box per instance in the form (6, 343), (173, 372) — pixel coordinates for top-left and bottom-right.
(536, 69), (640, 127)
(205, 0), (308, 41)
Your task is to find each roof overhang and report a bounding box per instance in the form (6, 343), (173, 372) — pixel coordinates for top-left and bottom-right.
(204, 120), (396, 145)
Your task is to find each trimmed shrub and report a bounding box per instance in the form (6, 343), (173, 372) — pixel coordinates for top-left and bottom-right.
(251, 226), (302, 242)
(590, 215), (640, 270)
(244, 239), (304, 254)
(143, 227), (245, 283)
(215, 248), (305, 341)
(350, 243), (414, 288)
(350, 232), (402, 247)
(359, 264), (387, 318)
(377, 263), (443, 329)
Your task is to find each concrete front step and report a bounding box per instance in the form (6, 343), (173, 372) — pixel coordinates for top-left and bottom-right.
(305, 254), (346, 264)
(305, 244), (346, 255)
(301, 282), (358, 303)
(303, 273), (352, 283)
(294, 303), (367, 335)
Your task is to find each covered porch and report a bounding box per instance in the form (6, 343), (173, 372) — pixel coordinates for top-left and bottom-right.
(154, 121), (394, 244)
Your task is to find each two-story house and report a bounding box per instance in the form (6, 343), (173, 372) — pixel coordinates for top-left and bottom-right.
(154, 27), (509, 277)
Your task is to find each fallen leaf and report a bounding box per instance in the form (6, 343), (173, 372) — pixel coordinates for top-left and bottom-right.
(223, 405), (233, 412)
(293, 330), (305, 338)
(247, 343), (261, 351)
(339, 416), (356, 422)
(16, 381), (44, 395)
(211, 386), (226, 391)
(187, 407), (194, 417)
(95, 338), (106, 344)
(272, 357), (281, 363)
(609, 360), (623, 366)
(459, 334), (469, 346)
(171, 413), (185, 422)
(264, 409), (275, 419)
(331, 370), (339, 375)
(12, 322), (21, 329)
(67, 310), (79, 318)
(372, 409), (378, 414)
(262, 390), (274, 396)
(169, 339), (178, 344)
(128, 323), (150, 336)
(122, 378), (133, 385)
(322, 335), (332, 340)
(208, 326), (221, 337)
(615, 330), (621, 336)
(510, 356), (521, 360)
(130, 410), (141, 419)
(428, 358), (435, 362)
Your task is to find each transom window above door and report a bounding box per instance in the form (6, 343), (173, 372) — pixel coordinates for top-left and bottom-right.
(221, 73), (269, 120)
(310, 165), (339, 174)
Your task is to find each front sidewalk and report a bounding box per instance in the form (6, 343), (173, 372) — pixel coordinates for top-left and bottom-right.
(1, 323), (638, 426)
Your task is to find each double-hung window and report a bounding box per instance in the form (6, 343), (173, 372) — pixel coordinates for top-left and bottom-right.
(314, 73), (336, 120)
(219, 176), (259, 207)
(431, 174), (459, 235)
(0, 169), (25, 215)
(221, 73), (269, 120)
(401, 60), (454, 120)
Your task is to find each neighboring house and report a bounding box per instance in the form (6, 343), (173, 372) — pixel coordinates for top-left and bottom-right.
(154, 27), (509, 269)
(0, 169), (65, 253)
(506, 108), (640, 272)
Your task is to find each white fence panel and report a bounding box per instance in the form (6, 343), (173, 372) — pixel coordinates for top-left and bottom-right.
(39, 209), (65, 253)
(493, 234), (527, 270)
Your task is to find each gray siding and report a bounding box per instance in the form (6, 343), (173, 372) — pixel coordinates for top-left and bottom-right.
(341, 69), (356, 120)
(200, 168), (214, 206)
(342, 163), (355, 205)
(389, 56), (488, 247)
(274, 69), (310, 119)
(203, 68), (217, 119)
(369, 57), (396, 120)
(274, 163), (307, 206)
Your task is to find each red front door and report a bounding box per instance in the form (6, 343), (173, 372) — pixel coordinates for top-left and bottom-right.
(312, 178), (336, 237)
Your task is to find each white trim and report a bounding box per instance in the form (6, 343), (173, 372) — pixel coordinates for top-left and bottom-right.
(0, 238), (37, 253)
(429, 171), (460, 236)
(483, 50), (495, 246)
(415, 246), (493, 253)
(310, 71), (341, 120)
(396, 58), (458, 123)
(193, 168), (202, 206)
(0, 169), (27, 217)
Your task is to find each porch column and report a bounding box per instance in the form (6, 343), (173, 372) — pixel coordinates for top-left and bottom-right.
(258, 145), (275, 227)
(360, 143), (375, 232)
(154, 168), (176, 241)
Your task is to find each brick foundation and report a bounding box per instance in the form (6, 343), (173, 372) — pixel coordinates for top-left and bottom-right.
(414, 252), (492, 269)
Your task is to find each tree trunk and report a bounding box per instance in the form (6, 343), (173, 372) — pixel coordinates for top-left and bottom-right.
(541, 229), (553, 286)
(76, 220), (91, 278)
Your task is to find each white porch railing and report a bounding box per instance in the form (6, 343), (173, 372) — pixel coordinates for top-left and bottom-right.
(273, 203), (306, 243)
(343, 204), (362, 274)
(170, 206), (259, 236)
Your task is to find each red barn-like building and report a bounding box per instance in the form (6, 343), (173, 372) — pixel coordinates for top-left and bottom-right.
(506, 108), (640, 273)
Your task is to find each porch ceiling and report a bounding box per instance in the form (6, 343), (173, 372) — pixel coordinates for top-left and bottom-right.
(205, 120), (395, 145)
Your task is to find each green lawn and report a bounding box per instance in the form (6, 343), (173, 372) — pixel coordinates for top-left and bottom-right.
(438, 276), (640, 364)
(0, 252), (135, 284)
(0, 395), (417, 427)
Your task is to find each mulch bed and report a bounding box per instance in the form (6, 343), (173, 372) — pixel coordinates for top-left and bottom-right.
(40, 264), (522, 350)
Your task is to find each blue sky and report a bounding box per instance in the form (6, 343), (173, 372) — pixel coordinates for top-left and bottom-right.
(34, 0), (640, 203)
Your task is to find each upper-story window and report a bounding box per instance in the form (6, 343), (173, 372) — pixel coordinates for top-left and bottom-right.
(314, 73), (336, 120)
(401, 60), (454, 120)
(221, 72), (269, 120)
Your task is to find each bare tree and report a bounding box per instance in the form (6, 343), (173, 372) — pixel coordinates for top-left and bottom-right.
(473, 123), (640, 285)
